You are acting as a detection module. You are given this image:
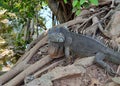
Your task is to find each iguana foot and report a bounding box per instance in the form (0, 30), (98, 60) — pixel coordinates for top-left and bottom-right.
(105, 65), (116, 76)
(64, 56), (74, 66)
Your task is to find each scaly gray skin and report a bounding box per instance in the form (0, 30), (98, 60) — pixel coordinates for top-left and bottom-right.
(48, 27), (120, 76)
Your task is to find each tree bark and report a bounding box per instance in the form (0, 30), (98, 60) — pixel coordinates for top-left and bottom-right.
(47, 0), (73, 23)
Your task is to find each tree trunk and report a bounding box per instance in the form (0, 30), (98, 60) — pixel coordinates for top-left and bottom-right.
(47, 0), (73, 23)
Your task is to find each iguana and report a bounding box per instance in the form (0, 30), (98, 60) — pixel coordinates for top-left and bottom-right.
(48, 27), (120, 76)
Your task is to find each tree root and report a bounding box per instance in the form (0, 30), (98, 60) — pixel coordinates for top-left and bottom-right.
(3, 55), (53, 86)
(75, 10), (106, 33)
(34, 59), (65, 78)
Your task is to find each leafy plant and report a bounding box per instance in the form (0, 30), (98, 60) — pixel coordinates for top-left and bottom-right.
(0, 0), (47, 68)
(71, 0), (98, 16)
(64, 0), (67, 4)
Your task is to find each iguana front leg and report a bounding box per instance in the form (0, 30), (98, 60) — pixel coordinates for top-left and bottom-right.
(64, 37), (73, 65)
(64, 46), (73, 65)
(95, 52), (116, 76)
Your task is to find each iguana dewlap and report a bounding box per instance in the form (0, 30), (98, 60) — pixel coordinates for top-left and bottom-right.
(48, 42), (64, 58)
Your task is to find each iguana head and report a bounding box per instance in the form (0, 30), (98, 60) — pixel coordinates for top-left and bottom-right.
(48, 27), (65, 43)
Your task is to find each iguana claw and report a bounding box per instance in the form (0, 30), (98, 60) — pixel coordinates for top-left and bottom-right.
(106, 65), (116, 76)
(64, 56), (73, 65)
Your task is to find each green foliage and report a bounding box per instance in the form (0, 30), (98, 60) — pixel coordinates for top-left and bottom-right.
(72, 0), (98, 16)
(80, 0), (86, 5)
(64, 0), (67, 4)
(76, 10), (81, 16)
(0, 0), (47, 19)
(72, 0), (78, 7)
(0, 0), (47, 47)
(0, 0), (47, 68)
(89, 0), (98, 5)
